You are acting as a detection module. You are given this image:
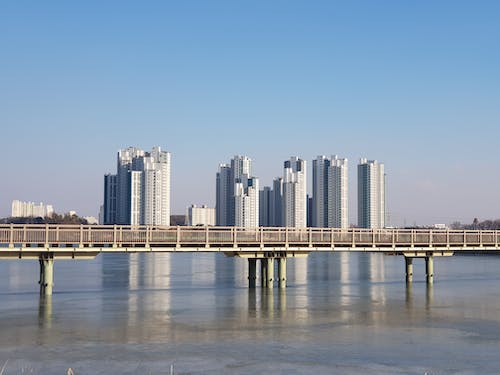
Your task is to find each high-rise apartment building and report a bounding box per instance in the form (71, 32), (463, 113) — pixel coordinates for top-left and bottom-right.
(187, 205), (215, 226)
(283, 157), (307, 228)
(103, 146), (171, 226)
(312, 155), (348, 228)
(357, 158), (385, 229)
(259, 177), (284, 227)
(11, 200), (54, 218)
(216, 155), (259, 227)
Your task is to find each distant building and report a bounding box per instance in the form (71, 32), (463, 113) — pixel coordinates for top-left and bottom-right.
(216, 155), (259, 227)
(260, 177), (283, 227)
(312, 155), (348, 228)
(283, 157), (307, 228)
(187, 205), (215, 226)
(103, 146), (171, 225)
(11, 200), (54, 218)
(84, 216), (99, 225)
(358, 158), (385, 229)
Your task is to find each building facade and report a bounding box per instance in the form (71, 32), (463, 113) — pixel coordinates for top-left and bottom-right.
(187, 205), (216, 226)
(11, 200), (54, 218)
(282, 157), (307, 228)
(312, 155), (348, 228)
(103, 146), (171, 226)
(357, 158), (385, 229)
(216, 155), (259, 227)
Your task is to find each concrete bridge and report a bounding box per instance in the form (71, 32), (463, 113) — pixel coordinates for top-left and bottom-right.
(1, 224), (499, 295)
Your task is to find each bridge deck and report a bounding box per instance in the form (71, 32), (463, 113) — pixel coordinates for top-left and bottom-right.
(1, 225), (499, 259)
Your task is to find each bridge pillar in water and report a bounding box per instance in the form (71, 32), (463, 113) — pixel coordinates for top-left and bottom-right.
(261, 259), (268, 288)
(39, 255), (54, 296)
(266, 258), (275, 288)
(248, 259), (257, 288)
(426, 256), (434, 284)
(405, 257), (413, 283)
(278, 257), (287, 289)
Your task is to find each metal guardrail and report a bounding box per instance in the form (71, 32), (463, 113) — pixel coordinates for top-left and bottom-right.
(0, 224), (499, 251)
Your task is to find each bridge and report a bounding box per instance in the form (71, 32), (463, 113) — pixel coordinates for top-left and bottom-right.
(1, 224), (499, 295)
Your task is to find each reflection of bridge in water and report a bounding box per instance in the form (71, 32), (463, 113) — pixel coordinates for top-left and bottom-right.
(1, 224), (499, 295)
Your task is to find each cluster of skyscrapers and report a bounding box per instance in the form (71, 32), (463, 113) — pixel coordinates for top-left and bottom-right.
(217, 155), (385, 229)
(102, 147), (385, 229)
(11, 200), (54, 218)
(103, 146), (171, 225)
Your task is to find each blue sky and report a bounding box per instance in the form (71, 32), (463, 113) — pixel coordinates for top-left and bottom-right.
(1, 1), (499, 225)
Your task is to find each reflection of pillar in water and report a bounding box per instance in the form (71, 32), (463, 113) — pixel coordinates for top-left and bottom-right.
(192, 253), (216, 287)
(279, 289), (287, 313)
(38, 294), (52, 328)
(405, 282), (413, 308)
(426, 283), (434, 309)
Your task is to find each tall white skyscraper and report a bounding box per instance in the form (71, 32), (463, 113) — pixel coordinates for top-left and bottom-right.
(103, 146), (171, 226)
(358, 158), (385, 229)
(283, 157), (307, 228)
(234, 176), (259, 228)
(216, 155), (258, 227)
(312, 155), (348, 228)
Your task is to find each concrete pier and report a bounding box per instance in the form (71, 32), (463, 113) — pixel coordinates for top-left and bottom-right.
(405, 257), (413, 283)
(39, 255), (54, 296)
(266, 258), (274, 288)
(278, 257), (287, 289)
(248, 259), (257, 288)
(426, 256), (434, 284)
(261, 259), (268, 288)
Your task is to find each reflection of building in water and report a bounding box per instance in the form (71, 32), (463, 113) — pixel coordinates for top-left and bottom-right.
(191, 253), (216, 287)
(290, 257), (308, 285)
(369, 253), (385, 283)
(339, 252), (352, 313)
(128, 254), (171, 329)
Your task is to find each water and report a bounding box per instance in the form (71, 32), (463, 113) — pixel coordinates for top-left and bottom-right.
(1, 252), (500, 374)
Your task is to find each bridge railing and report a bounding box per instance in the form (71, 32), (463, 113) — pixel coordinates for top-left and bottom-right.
(0, 225), (499, 250)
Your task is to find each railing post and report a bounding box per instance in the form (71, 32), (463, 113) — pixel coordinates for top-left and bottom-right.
(44, 224), (49, 247)
(479, 230), (483, 247)
(285, 227), (289, 249)
(330, 228), (335, 249)
(447, 230), (450, 248)
(429, 230), (433, 248)
(145, 226), (150, 247)
(309, 227), (313, 248)
(464, 230), (467, 247)
(372, 229), (376, 247)
(206, 226), (210, 248)
(79, 224), (83, 248)
(411, 230), (415, 248)
(9, 224), (14, 248)
(260, 227), (264, 248)
(352, 228), (356, 248)
(392, 229), (396, 248)
(113, 225), (117, 247)
(176, 226), (180, 248)
(232, 227), (237, 248)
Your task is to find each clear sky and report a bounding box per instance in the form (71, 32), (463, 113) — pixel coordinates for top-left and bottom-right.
(1, 1), (499, 226)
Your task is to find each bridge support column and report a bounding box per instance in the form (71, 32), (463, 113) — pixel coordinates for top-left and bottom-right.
(405, 257), (413, 283)
(426, 256), (434, 284)
(267, 258), (275, 288)
(248, 259), (257, 288)
(278, 257), (287, 288)
(39, 255), (54, 296)
(261, 259), (268, 288)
